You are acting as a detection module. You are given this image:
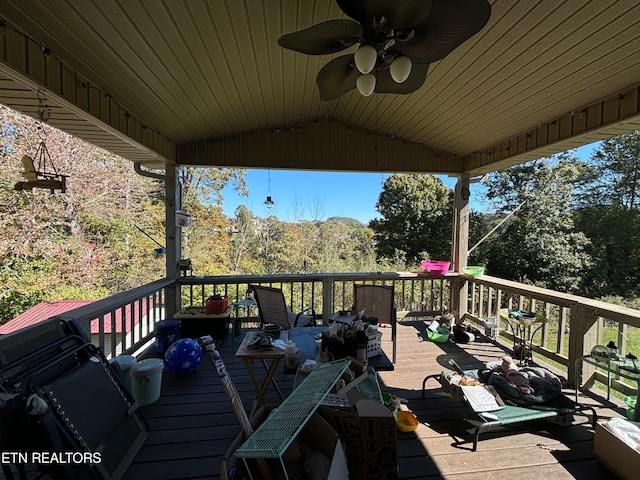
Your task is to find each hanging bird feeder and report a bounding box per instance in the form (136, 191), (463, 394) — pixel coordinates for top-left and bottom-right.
(14, 91), (68, 193)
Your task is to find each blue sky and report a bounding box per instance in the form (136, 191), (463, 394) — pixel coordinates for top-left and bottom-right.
(220, 143), (600, 224)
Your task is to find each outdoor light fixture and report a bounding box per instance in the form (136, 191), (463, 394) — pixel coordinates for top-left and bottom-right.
(390, 56), (412, 83)
(354, 44), (377, 74)
(356, 74), (376, 96)
(264, 195), (275, 208)
(265, 170), (275, 208)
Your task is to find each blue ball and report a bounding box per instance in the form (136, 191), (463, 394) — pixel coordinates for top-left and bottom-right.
(164, 338), (202, 375)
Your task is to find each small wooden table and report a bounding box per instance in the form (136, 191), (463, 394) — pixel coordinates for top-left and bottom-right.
(235, 326), (395, 413)
(235, 329), (287, 413)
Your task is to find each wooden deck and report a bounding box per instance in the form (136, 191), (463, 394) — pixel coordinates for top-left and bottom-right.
(122, 320), (628, 480)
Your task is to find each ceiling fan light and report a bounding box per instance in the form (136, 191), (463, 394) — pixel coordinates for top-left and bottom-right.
(390, 56), (412, 83)
(354, 44), (377, 74)
(356, 73), (376, 96)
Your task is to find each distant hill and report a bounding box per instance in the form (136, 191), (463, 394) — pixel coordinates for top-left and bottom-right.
(325, 216), (366, 228)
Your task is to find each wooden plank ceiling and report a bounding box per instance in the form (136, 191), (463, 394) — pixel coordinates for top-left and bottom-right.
(0, 0), (639, 174)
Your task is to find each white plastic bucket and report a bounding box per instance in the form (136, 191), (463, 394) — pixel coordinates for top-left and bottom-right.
(109, 354), (137, 393)
(130, 358), (164, 406)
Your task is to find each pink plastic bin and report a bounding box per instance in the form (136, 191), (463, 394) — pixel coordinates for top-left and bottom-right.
(420, 260), (451, 275)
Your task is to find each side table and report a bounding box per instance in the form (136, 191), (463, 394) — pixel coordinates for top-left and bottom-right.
(575, 353), (640, 409)
(232, 298), (256, 337)
(235, 329), (286, 414)
(499, 308), (547, 366)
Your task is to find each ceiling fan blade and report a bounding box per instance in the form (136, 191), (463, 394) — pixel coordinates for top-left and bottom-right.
(374, 62), (429, 94)
(396, 0), (492, 64)
(278, 19), (362, 55)
(338, 0), (432, 31)
(316, 55), (360, 101)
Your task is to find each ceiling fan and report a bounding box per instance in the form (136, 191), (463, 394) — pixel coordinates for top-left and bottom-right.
(278, 0), (492, 101)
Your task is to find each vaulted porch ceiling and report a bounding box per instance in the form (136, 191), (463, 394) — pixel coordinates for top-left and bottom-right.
(0, 0), (640, 175)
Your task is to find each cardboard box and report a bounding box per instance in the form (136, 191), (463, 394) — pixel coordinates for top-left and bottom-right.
(594, 421), (640, 480)
(221, 405), (348, 480)
(319, 390), (398, 480)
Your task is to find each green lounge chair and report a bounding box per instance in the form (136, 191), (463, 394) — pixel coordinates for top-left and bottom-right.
(422, 369), (597, 451)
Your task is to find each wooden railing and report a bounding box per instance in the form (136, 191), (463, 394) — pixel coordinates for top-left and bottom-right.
(53, 278), (172, 358)
(177, 272), (453, 321)
(44, 272), (640, 397)
(460, 274), (640, 395)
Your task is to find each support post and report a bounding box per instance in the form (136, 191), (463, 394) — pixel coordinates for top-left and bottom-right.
(451, 174), (471, 316)
(322, 277), (335, 325)
(568, 304), (598, 389)
(165, 165), (181, 317)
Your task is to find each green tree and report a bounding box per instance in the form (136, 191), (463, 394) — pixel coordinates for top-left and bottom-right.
(369, 174), (453, 265)
(179, 167), (248, 274)
(228, 205), (256, 274)
(483, 155), (591, 292)
(571, 132), (640, 297)
(589, 131), (640, 208)
(0, 104), (166, 323)
(574, 205), (640, 297)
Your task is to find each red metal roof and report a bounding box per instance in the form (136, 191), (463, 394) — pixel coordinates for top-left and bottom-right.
(0, 300), (143, 335)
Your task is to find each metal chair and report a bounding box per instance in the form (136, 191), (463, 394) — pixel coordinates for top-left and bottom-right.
(354, 284), (397, 363)
(250, 285), (315, 332)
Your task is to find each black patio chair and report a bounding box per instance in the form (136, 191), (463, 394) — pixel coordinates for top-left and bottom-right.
(250, 285), (316, 333)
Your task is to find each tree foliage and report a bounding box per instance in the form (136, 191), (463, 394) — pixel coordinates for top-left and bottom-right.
(573, 131), (640, 297)
(370, 174), (453, 266)
(5, 102), (640, 324)
(482, 155), (591, 292)
(0, 105), (246, 324)
(588, 131), (640, 208)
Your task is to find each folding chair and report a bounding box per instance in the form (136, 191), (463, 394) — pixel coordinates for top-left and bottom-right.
(422, 369), (597, 451)
(250, 285), (316, 332)
(354, 284), (397, 363)
(0, 318), (147, 479)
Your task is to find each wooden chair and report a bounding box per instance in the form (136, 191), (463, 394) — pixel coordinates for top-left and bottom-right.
(14, 155), (67, 193)
(354, 284), (397, 363)
(21, 155), (38, 181)
(250, 285), (315, 333)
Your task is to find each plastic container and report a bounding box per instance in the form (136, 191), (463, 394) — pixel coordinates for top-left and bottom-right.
(463, 266), (485, 277)
(130, 358), (164, 406)
(284, 340), (300, 370)
(396, 410), (419, 432)
(421, 260), (451, 275)
(205, 295), (228, 314)
(427, 326), (450, 343)
(109, 354), (137, 393)
(154, 318), (181, 354)
(625, 395), (637, 421)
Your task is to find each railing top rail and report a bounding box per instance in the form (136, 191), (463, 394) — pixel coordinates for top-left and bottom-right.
(53, 278), (173, 323)
(466, 274), (640, 326)
(463, 274), (578, 307)
(177, 271), (458, 285)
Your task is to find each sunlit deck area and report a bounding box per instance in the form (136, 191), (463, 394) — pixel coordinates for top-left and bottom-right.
(122, 318), (626, 480)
